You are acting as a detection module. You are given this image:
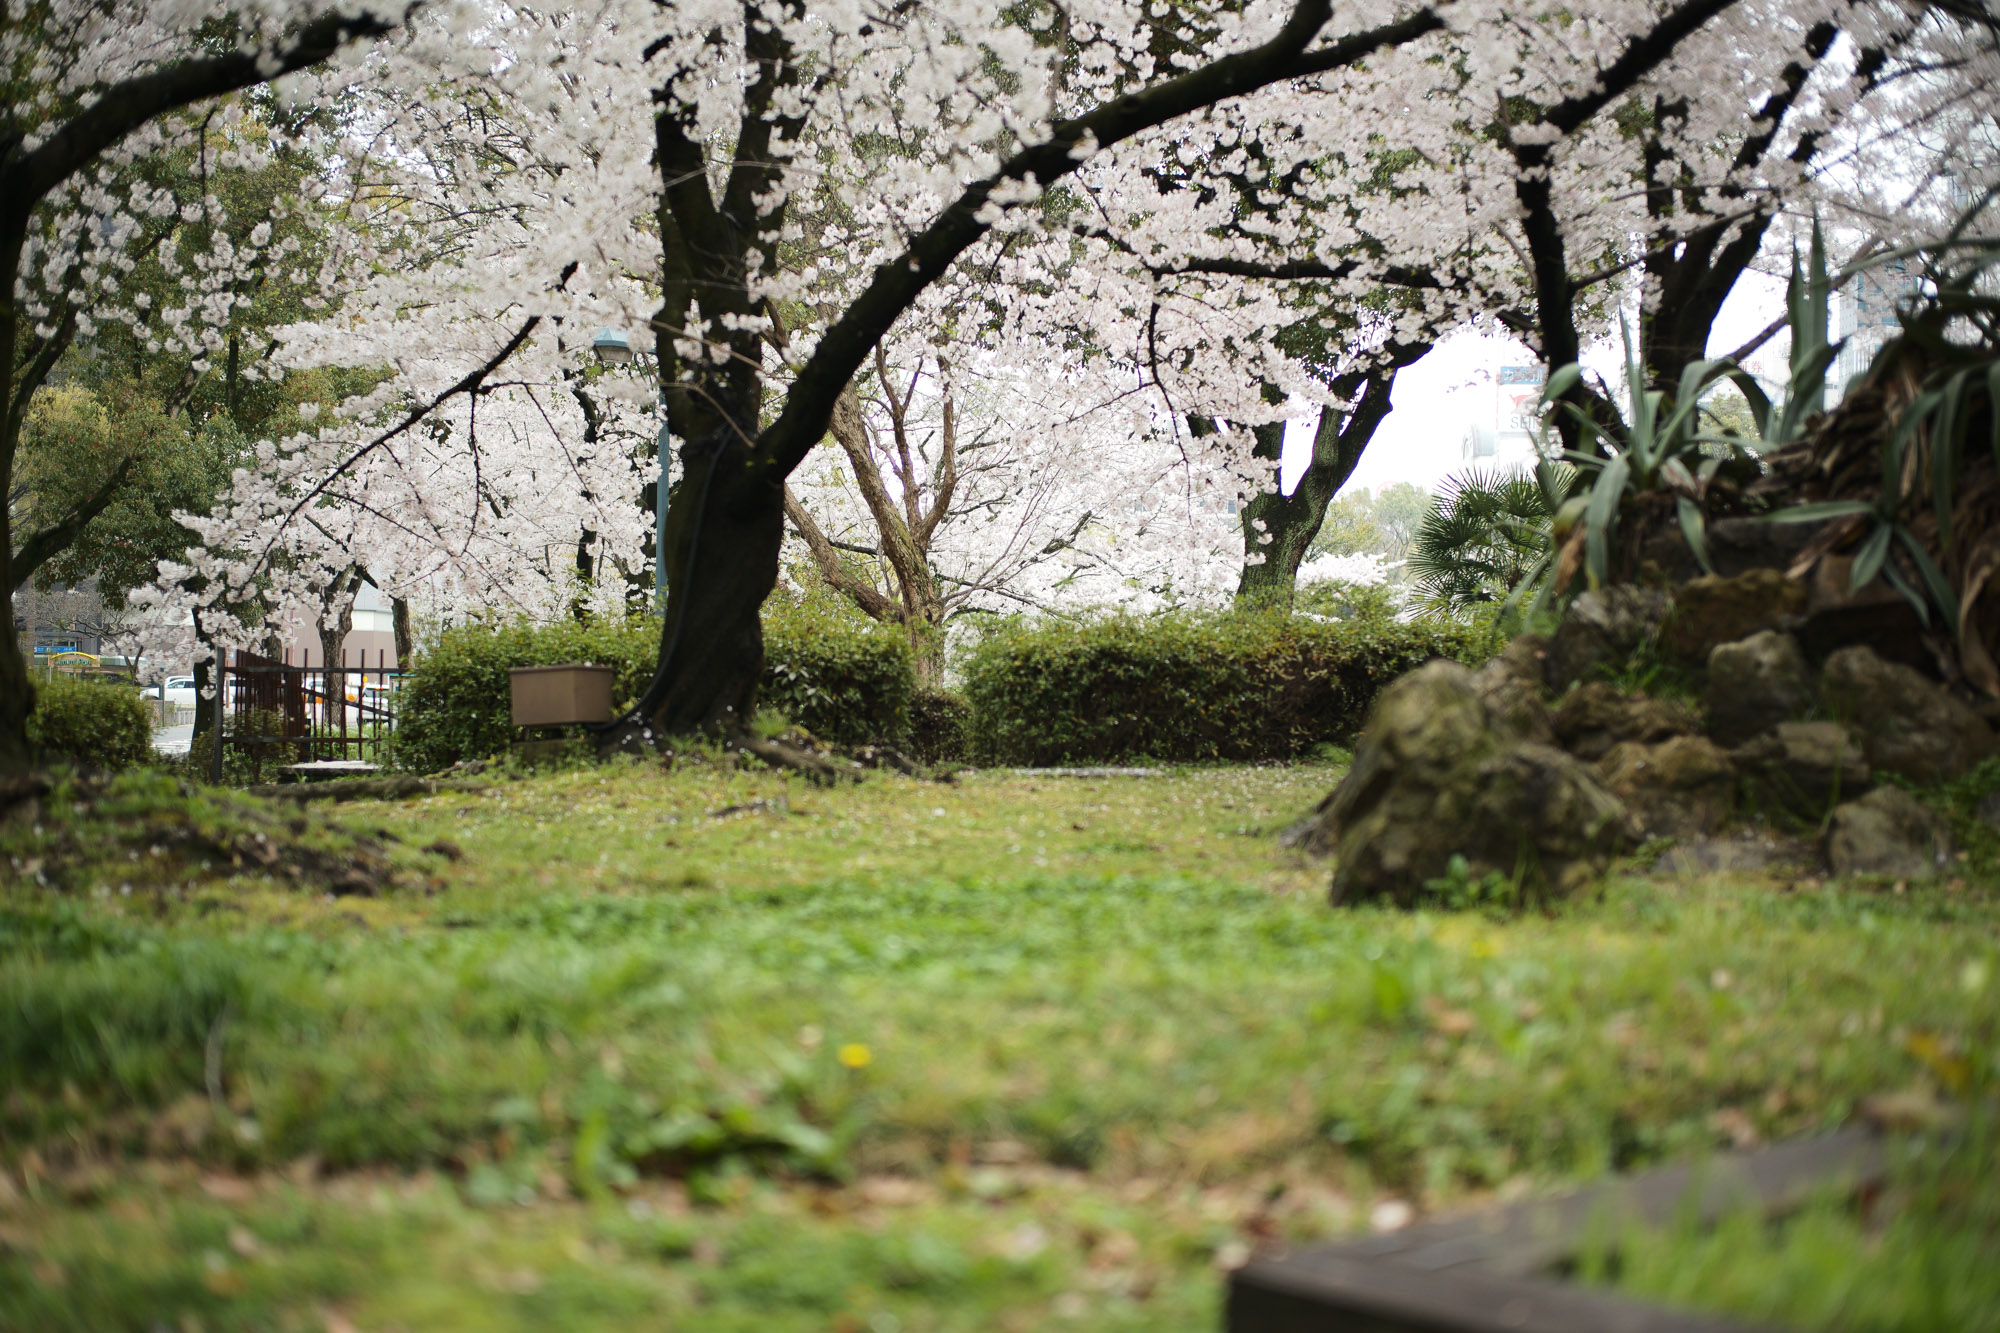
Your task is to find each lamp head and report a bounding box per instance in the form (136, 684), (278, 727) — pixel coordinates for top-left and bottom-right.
(592, 328), (636, 365)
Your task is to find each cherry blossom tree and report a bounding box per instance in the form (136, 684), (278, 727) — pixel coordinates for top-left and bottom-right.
(141, 0), (2000, 766)
(159, 0), (1465, 751)
(1, 0), (420, 772)
(783, 332), (1260, 678)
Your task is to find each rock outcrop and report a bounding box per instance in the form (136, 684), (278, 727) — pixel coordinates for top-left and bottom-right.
(1552, 681), (1698, 761)
(1825, 787), (1955, 879)
(1732, 721), (1871, 818)
(1661, 569), (1807, 663)
(1304, 662), (1636, 905)
(1542, 586), (1673, 692)
(1820, 646), (1998, 784)
(1598, 735), (1736, 839)
(1704, 631), (1813, 747)
(1471, 634), (1555, 745)
(1296, 580), (1985, 906)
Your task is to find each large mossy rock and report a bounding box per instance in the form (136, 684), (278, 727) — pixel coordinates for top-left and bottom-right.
(1598, 735), (1736, 839)
(1825, 787), (1955, 880)
(1542, 586), (1672, 692)
(1661, 569), (1807, 663)
(1733, 721), (1871, 819)
(1704, 631), (1813, 747)
(1821, 645), (1997, 784)
(1302, 661), (1637, 905)
(1551, 681), (1698, 760)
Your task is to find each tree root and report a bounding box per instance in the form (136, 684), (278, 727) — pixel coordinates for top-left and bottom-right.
(591, 712), (952, 785)
(730, 731), (952, 786)
(731, 734), (855, 787)
(244, 776), (491, 803)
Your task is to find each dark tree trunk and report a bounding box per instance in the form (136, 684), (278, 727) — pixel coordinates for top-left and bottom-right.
(191, 654), (218, 748)
(187, 596), (229, 755)
(317, 570), (358, 730)
(391, 596), (413, 666)
(1235, 347), (1422, 605)
(1236, 419), (1307, 604)
(0, 620), (33, 773)
(619, 436), (785, 742)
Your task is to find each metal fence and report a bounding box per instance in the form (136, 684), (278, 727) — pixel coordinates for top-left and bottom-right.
(211, 649), (401, 781)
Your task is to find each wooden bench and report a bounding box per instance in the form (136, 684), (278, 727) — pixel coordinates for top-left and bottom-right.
(1227, 1128), (1885, 1332)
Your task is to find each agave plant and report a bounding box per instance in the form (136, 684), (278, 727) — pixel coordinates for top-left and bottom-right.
(1721, 220), (1843, 451)
(1528, 220), (1882, 602)
(1408, 464), (1575, 610)
(1758, 230), (2000, 680)
(1541, 322), (1761, 591)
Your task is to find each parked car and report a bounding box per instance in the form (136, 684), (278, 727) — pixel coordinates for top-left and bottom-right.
(346, 681), (395, 713)
(159, 676), (198, 710)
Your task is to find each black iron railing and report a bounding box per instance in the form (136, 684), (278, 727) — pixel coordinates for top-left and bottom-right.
(211, 649), (402, 781)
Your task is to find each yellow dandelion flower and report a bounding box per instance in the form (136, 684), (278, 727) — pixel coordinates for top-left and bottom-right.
(837, 1043), (873, 1069)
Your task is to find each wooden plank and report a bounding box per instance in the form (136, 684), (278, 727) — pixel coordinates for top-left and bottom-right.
(277, 761), (382, 783)
(1229, 1130), (1884, 1333)
(1228, 1249), (1769, 1332)
(1343, 1129), (1882, 1280)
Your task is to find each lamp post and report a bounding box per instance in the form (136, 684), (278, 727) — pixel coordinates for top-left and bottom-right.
(592, 329), (672, 610)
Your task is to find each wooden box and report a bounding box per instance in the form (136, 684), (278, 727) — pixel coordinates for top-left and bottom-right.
(508, 665), (615, 727)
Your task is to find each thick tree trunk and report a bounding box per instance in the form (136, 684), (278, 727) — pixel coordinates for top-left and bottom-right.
(0, 622), (33, 774)
(1234, 350), (1418, 605)
(317, 573), (357, 730)
(1236, 420), (1311, 605)
(191, 654), (218, 748)
(907, 606), (947, 690)
(391, 596), (414, 666)
(621, 441), (786, 741)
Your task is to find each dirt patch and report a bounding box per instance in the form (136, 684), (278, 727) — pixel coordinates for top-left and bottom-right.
(3, 770), (431, 897)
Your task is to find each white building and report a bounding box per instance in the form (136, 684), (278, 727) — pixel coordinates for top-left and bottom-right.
(1834, 260), (1922, 396)
(1461, 365), (1548, 471)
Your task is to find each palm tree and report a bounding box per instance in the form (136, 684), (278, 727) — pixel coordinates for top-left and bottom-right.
(1407, 464), (1575, 610)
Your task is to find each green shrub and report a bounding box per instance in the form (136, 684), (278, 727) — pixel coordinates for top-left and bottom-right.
(962, 607), (1491, 765)
(907, 690), (973, 765)
(392, 607), (914, 772)
(28, 676), (154, 770)
(1292, 579), (1402, 622)
(761, 603), (915, 749)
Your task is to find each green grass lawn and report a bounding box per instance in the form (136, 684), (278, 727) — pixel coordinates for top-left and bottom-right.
(2, 757), (1996, 1331)
(1578, 1117), (2000, 1331)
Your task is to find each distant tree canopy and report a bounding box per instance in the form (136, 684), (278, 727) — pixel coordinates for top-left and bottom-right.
(14, 98), (382, 612)
(1310, 482), (1432, 565)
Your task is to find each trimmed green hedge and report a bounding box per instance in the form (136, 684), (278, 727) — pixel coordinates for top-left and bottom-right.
(962, 608), (1493, 765)
(29, 676), (154, 770)
(392, 607), (914, 772)
(762, 608), (915, 750)
(907, 690), (973, 766)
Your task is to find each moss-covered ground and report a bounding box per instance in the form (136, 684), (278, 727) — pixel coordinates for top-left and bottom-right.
(3, 758), (1996, 1331)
